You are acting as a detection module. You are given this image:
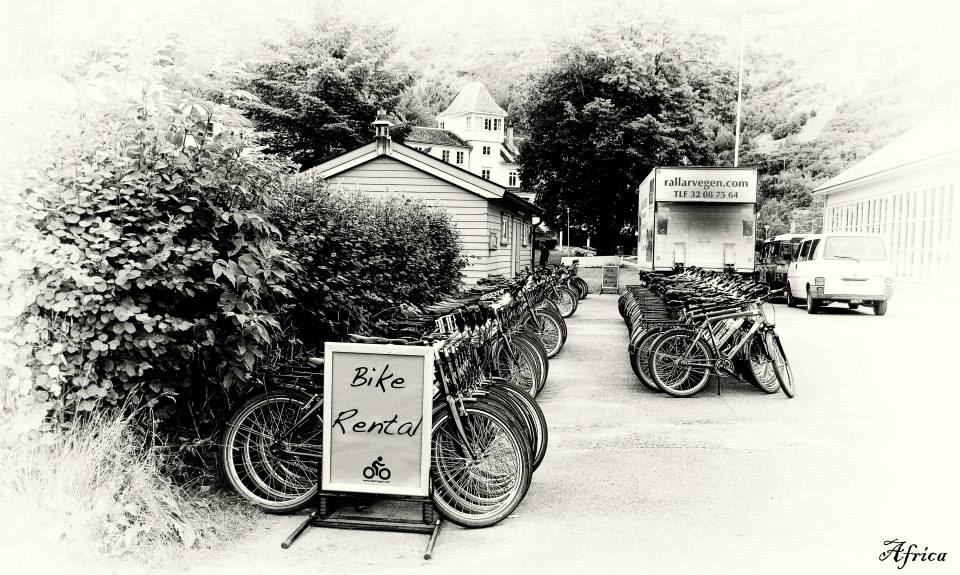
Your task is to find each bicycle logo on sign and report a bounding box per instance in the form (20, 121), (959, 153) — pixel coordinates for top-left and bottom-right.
(362, 456), (391, 481)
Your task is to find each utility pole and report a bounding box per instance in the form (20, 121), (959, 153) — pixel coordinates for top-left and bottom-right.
(734, 27), (745, 168)
(566, 207), (571, 250)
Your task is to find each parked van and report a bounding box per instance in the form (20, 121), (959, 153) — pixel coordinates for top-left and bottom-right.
(756, 234), (806, 291)
(786, 233), (894, 315)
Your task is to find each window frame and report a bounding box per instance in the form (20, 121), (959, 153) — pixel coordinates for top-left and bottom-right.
(482, 145), (491, 156)
(500, 213), (510, 245)
(508, 171), (518, 187)
(481, 168), (491, 180)
(441, 149), (450, 163)
(455, 151), (464, 164)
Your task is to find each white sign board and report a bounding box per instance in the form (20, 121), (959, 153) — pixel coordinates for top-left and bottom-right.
(322, 343), (434, 497)
(655, 168), (757, 204)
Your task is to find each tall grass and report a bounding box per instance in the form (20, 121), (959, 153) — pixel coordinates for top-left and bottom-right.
(0, 409), (258, 558)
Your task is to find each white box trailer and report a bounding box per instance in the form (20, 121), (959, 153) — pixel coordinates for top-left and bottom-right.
(637, 167), (758, 274)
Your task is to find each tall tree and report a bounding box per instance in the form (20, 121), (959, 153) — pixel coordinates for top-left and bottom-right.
(239, 17), (415, 170)
(517, 27), (738, 254)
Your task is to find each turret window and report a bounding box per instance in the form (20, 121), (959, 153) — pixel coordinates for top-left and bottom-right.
(493, 118), (501, 131)
(484, 118), (491, 130)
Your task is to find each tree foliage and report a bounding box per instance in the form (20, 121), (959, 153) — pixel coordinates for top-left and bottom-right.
(517, 27), (738, 254)
(239, 17), (415, 170)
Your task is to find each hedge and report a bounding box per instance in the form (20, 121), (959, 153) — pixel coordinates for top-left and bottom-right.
(15, 85), (466, 429)
(271, 177), (467, 352)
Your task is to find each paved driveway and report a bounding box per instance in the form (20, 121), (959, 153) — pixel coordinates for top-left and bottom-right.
(141, 289), (959, 575)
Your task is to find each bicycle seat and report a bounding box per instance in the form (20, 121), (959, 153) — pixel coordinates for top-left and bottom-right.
(306, 357), (325, 368)
(347, 334), (389, 344)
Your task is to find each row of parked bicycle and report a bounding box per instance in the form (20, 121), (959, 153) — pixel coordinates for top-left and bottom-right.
(619, 268), (796, 398)
(220, 263), (589, 528)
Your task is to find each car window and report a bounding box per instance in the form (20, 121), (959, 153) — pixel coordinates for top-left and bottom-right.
(808, 239), (821, 259)
(823, 236), (886, 261)
(797, 241), (811, 261)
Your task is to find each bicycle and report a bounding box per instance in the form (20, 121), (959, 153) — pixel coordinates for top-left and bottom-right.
(646, 289), (795, 398)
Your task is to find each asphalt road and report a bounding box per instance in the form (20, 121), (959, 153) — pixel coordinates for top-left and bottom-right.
(129, 287), (960, 574)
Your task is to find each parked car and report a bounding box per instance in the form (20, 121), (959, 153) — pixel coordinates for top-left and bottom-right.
(756, 234), (806, 292)
(785, 233), (894, 315)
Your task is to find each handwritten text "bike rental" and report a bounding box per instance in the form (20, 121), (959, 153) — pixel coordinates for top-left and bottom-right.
(331, 364), (422, 437)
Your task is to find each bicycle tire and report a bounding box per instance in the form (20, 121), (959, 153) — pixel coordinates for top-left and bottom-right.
(630, 327), (668, 392)
(495, 382), (548, 471)
(735, 333), (779, 394)
(431, 402), (532, 528)
(573, 277), (589, 300)
(494, 337), (543, 397)
(535, 305), (568, 344)
(531, 310), (564, 358)
(764, 331), (796, 398)
(220, 386), (322, 513)
(555, 286), (578, 318)
(514, 331), (550, 392)
(648, 329), (714, 397)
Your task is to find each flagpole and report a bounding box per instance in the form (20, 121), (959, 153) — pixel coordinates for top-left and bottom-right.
(734, 27), (744, 168)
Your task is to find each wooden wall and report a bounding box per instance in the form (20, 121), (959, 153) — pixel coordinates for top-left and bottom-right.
(325, 156), (493, 282)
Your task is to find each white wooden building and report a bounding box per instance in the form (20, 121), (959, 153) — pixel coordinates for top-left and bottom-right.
(814, 119), (960, 284)
(304, 116), (539, 283)
(403, 82), (521, 190)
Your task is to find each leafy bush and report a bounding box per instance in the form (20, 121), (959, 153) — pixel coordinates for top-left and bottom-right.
(272, 177), (467, 350)
(18, 83), (296, 420)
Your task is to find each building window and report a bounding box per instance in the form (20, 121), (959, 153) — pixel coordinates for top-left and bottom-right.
(500, 213), (509, 244)
(522, 222), (530, 246)
(482, 146), (491, 156)
(484, 118), (491, 130)
(439, 121), (445, 129)
(466, 117), (471, 130)
(455, 151), (464, 164)
(481, 168), (491, 180)
(508, 171), (518, 187)
(441, 150), (450, 162)
(493, 118), (501, 132)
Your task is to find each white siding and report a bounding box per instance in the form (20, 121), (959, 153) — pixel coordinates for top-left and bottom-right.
(326, 156), (492, 283)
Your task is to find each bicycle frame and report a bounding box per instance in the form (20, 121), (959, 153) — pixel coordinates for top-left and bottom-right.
(678, 309), (762, 372)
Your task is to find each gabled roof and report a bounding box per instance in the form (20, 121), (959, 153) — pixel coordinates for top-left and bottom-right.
(301, 139), (542, 218)
(403, 126), (470, 148)
(437, 82), (507, 118)
(814, 117), (960, 194)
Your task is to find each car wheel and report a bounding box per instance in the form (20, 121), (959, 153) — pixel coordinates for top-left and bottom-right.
(848, 303), (860, 310)
(805, 288), (818, 315)
(872, 300), (888, 316)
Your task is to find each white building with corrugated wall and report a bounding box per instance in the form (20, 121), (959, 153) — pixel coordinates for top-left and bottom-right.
(813, 119), (960, 284)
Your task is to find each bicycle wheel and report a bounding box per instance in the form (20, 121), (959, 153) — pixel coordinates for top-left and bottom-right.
(573, 277), (589, 300)
(764, 331), (796, 398)
(735, 334), (779, 394)
(530, 310), (564, 358)
(220, 386), (322, 513)
(514, 331), (550, 392)
(494, 337), (542, 396)
(554, 287), (578, 318)
(648, 329), (713, 397)
(431, 402), (532, 528)
(630, 327), (667, 392)
(535, 305), (568, 344)
(492, 382), (548, 471)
